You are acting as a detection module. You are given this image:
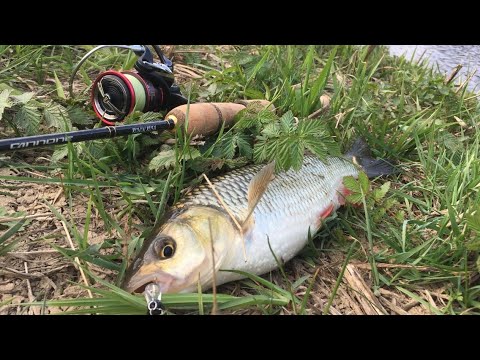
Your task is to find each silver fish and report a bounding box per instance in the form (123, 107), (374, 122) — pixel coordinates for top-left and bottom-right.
(123, 138), (394, 294)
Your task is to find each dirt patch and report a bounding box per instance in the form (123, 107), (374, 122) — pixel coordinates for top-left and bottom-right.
(217, 250), (443, 315)
(0, 157), (122, 314)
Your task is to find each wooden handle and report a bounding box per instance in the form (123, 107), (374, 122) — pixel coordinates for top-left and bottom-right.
(166, 100), (274, 137)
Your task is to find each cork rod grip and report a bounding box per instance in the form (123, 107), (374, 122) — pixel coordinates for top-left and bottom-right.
(165, 100), (273, 137)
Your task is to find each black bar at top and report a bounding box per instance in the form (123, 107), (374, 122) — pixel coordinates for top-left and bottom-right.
(0, 119), (175, 152)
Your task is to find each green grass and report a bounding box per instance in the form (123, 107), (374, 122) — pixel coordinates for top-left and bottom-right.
(1, 45), (480, 314)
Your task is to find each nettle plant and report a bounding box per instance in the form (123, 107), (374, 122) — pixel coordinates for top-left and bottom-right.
(148, 103), (341, 175)
(0, 87), (91, 136)
(343, 172), (395, 222)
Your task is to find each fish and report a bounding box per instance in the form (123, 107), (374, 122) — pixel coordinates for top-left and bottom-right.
(122, 138), (395, 294)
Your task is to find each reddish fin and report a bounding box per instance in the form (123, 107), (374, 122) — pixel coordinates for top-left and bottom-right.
(338, 184), (362, 208)
(320, 203), (335, 219)
(337, 185), (352, 206)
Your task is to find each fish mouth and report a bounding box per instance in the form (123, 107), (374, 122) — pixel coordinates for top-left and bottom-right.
(122, 270), (175, 294)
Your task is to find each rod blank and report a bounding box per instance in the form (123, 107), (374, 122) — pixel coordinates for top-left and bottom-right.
(0, 119), (175, 152)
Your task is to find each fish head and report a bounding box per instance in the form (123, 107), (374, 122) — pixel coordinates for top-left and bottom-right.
(122, 206), (237, 294)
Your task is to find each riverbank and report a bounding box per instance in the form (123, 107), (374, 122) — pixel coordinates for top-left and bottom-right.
(389, 45), (480, 91)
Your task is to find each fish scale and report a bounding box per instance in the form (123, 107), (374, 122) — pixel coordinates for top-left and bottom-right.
(173, 155), (359, 280)
(177, 155), (357, 222)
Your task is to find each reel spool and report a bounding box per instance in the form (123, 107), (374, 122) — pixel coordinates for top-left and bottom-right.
(91, 70), (165, 125)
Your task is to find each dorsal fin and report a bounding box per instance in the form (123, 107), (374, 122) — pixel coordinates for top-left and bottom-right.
(242, 161), (275, 231)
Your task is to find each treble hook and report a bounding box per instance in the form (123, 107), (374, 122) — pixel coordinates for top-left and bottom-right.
(144, 283), (165, 315)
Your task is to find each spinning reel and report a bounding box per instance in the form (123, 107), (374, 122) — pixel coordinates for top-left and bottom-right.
(69, 45), (188, 125)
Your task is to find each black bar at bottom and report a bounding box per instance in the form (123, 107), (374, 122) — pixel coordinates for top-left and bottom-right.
(0, 119), (175, 152)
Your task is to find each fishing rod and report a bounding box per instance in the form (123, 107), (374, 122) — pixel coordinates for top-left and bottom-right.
(0, 100), (272, 152)
(0, 118), (176, 152)
(0, 45), (273, 153)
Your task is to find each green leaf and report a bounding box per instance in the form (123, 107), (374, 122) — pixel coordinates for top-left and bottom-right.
(53, 70), (66, 99)
(140, 111), (164, 122)
(14, 104), (42, 135)
(246, 48), (270, 85)
(235, 103), (277, 130)
(307, 47), (337, 110)
(219, 133), (236, 159)
(261, 122), (281, 138)
(236, 133), (253, 158)
(343, 172), (368, 204)
(279, 111), (295, 133)
(140, 135), (163, 147)
(127, 236), (144, 259)
(67, 106), (93, 126)
(121, 184), (156, 196)
(10, 92), (34, 105)
(244, 88), (265, 99)
(290, 140), (304, 171)
(466, 238), (480, 251)
(343, 175), (360, 192)
(466, 209), (480, 234)
(298, 118), (325, 136)
(218, 295), (287, 310)
(347, 193), (363, 204)
(253, 137), (268, 163)
(440, 132), (462, 153)
(358, 171), (369, 194)
(373, 181), (391, 202)
(44, 104), (71, 131)
(446, 201), (461, 237)
(0, 208), (27, 229)
(217, 132), (252, 159)
(149, 148), (201, 172)
(0, 218), (27, 246)
(0, 175), (116, 187)
(299, 119), (340, 161)
(252, 110), (338, 172)
(149, 150), (176, 171)
(0, 89), (12, 120)
(0, 84), (20, 94)
(0, 218), (28, 256)
(224, 269), (292, 300)
(258, 108), (278, 123)
(51, 145), (69, 163)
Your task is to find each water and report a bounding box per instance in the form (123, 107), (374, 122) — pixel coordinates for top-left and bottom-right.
(388, 45), (480, 92)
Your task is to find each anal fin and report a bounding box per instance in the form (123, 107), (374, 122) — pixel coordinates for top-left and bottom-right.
(320, 203), (335, 219)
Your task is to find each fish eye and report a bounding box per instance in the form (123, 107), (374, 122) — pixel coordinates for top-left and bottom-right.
(161, 244), (175, 259)
(153, 236), (176, 260)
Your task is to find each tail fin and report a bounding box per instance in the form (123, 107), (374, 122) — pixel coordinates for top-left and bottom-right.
(345, 138), (397, 178)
